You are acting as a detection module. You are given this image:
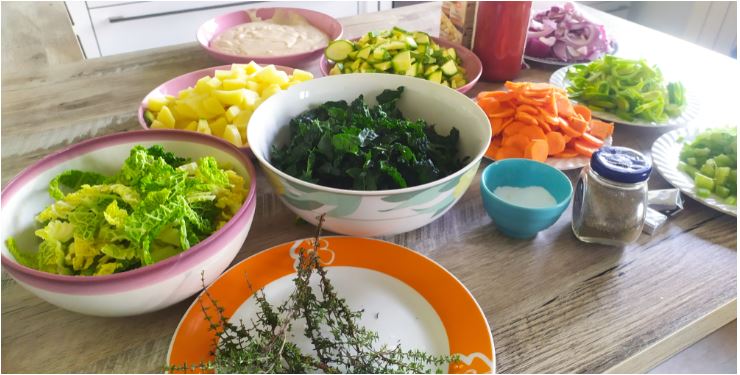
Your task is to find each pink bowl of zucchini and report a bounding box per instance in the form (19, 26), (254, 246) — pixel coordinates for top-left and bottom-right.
(319, 28), (482, 94)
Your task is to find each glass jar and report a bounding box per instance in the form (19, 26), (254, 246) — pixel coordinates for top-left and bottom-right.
(472, 1), (532, 81)
(572, 147), (652, 246)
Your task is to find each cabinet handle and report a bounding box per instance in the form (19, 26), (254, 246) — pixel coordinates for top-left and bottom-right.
(108, 1), (259, 23)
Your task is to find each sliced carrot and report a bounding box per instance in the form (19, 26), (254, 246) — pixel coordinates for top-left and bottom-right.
(478, 98), (500, 114)
(490, 108), (515, 118)
(503, 121), (527, 137)
(517, 94), (547, 107)
(490, 117), (504, 136)
(479, 91), (515, 102)
(502, 133), (531, 150)
(580, 132), (605, 148)
(573, 140), (600, 157)
(517, 104), (539, 115)
(574, 104), (592, 122)
(487, 137), (502, 159)
(569, 116), (589, 134)
(504, 81), (528, 91)
(563, 135), (572, 143)
(589, 119), (614, 140)
(555, 95), (575, 118)
(524, 139), (549, 162)
(546, 132), (566, 156)
(519, 125), (546, 140)
(554, 148), (579, 158)
(558, 121), (583, 138)
(515, 111), (538, 126)
(496, 146), (524, 160)
(535, 114), (552, 133)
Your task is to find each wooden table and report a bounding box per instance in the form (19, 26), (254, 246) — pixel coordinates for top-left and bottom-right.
(2, 3), (737, 373)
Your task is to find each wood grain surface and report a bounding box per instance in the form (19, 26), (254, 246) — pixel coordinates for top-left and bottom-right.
(1, 3), (737, 374)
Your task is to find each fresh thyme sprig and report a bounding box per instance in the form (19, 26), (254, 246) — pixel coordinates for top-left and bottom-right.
(169, 215), (456, 374)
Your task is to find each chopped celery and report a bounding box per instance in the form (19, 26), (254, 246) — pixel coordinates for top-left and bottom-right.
(694, 173), (715, 190)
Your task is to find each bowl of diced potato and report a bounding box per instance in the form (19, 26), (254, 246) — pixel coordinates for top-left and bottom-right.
(138, 62), (313, 152)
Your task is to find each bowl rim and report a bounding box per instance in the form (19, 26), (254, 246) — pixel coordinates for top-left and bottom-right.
(248, 73), (492, 196)
(318, 35), (483, 94)
(480, 158), (574, 210)
(136, 63), (296, 149)
(1, 129), (257, 290)
(197, 7), (343, 61)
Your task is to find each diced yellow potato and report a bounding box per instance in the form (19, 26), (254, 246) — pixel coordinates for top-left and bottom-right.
(243, 61), (262, 75)
(253, 65), (289, 84)
(260, 83), (282, 100)
(225, 105), (241, 122)
(245, 80), (260, 92)
(150, 120), (173, 129)
(213, 90), (244, 106)
(214, 69), (234, 80)
(291, 69), (314, 82)
(222, 125), (242, 147)
(178, 88), (194, 99)
(233, 109), (252, 130)
(147, 96), (167, 112)
(210, 116), (228, 137)
(240, 89), (260, 109)
(156, 106), (176, 127)
(175, 119), (192, 129)
(172, 103), (198, 119)
(165, 95), (176, 103)
(206, 77), (222, 90)
(197, 119), (212, 135)
(222, 78), (247, 91)
(203, 97), (226, 116)
(239, 127), (247, 145)
(184, 121), (198, 131)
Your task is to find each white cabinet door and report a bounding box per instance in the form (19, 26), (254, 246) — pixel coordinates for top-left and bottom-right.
(83, 1), (361, 57)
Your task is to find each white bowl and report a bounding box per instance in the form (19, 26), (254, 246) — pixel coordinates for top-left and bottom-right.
(248, 73), (490, 236)
(1, 130), (257, 317)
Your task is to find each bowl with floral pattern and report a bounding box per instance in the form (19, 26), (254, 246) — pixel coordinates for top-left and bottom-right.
(247, 73), (490, 237)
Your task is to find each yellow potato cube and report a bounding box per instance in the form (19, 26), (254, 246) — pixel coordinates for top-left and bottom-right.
(242, 61), (262, 75)
(173, 103), (198, 120)
(239, 127), (247, 145)
(214, 69), (234, 80)
(156, 106), (176, 127)
(150, 120), (173, 129)
(291, 69), (313, 82)
(147, 96), (167, 112)
(178, 88), (194, 99)
(184, 121), (198, 131)
(210, 116), (228, 137)
(225, 105), (241, 122)
(253, 65), (289, 84)
(165, 95), (176, 103)
(232, 109), (252, 130)
(206, 77), (222, 90)
(245, 81), (260, 92)
(213, 90), (244, 106)
(260, 84), (282, 100)
(203, 97), (226, 116)
(194, 76), (213, 94)
(222, 125), (242, 147)
(241, 89), (260, 108)
(174, 119), (192, 129)
(222, 78), (247, 91)
(197, 119), (212, 135)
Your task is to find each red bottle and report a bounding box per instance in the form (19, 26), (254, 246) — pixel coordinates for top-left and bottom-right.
(472, 1), (532, 82)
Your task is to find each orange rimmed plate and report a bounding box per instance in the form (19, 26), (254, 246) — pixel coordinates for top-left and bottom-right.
(167, 237), (495, 373)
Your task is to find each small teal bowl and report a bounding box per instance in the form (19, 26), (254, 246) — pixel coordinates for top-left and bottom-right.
(480, 159), (573, 239)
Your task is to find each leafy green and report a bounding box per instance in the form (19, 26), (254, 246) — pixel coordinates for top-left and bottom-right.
(5, 145), (248, 276)
(270, 87), (465, 190)
(565, 55), (686, 123)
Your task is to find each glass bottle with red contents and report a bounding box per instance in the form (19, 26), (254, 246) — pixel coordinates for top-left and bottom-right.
(472, 1), (532, 82)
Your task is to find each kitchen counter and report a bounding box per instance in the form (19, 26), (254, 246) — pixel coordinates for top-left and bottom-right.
(1, 2), (737, 373)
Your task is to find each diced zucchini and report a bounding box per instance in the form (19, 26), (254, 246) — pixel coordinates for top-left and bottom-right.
(329, 64), (343, 75)
(348, 50), (359, 60)
(428, 71), (443, 84)
(350, 59), (362, 72)
(325, 40), (354, 62)
(387, 41), (407, 50)
(440, 60), (458, 76)
(357, 46), (372, 60)
(441, 80), (450, 87)
(391, 51), (412, 72)
(413, 32), (430, 45)
(447, 47), (457, 60)
(404, 36), (418, 49)
(405, 63), (418, 76)
(424, 65), (439, 76)
(144, 110), (155, 125)
(374, 61), (392, 71)
(372, 46), (390, 61)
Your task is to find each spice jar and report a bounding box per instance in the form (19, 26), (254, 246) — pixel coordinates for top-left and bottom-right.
(572, 147), (652, 246)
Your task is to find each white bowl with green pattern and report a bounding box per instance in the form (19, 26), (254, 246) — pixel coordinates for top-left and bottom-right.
(248, 73), (491, 236)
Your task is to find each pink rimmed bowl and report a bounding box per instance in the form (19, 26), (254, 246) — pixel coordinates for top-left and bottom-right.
(1, 130), (257, 317)
(137, 64), (294, 154)
(197, 7), (343, 66)
(319, 36), (483, 94)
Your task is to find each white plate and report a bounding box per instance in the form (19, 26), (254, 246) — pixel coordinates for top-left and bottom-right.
(651, 127), (737, 216)
(550, 66), (701, 127)
(524, 41), (618, 67)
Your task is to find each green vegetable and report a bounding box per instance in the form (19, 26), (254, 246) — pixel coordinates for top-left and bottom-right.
(678, 127), (737, 204)
(5, 145), (249, 276)
(565, 55), (686, 123)
(325, 28), (467, 88)
(270, 87), (466, 190)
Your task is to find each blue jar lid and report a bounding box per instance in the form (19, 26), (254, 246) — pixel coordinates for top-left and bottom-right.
(591, 146), (652, 184)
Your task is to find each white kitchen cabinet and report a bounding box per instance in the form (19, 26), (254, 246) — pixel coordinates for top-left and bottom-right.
(67, 1), (378, 58)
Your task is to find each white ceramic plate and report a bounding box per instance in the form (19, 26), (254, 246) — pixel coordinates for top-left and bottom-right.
(652, 127), (737, 216)
(524, 41), (618, 67)
(550, 66), (701, 127)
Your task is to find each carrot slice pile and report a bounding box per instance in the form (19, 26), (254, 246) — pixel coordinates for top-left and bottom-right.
(478, 82), (615, 162)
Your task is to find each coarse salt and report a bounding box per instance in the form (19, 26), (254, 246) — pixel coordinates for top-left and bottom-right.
(493, 186), (557, 208)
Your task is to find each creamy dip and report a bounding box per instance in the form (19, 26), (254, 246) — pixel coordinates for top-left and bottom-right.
(211, 19), (329, 57)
